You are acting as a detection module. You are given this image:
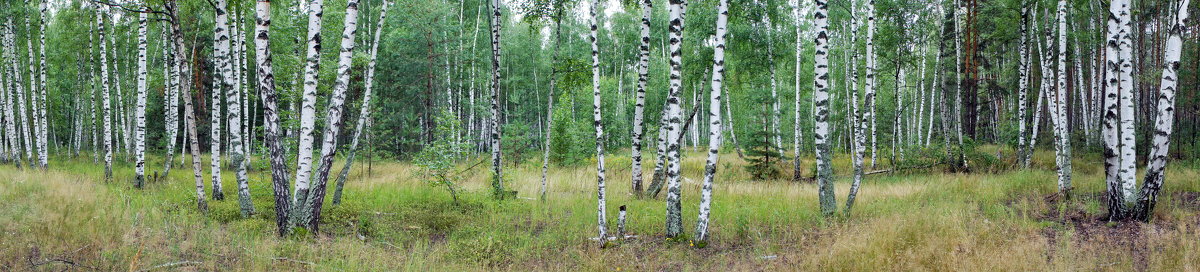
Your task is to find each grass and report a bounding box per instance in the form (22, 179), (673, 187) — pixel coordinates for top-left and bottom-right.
(1, 147), (1198, 271)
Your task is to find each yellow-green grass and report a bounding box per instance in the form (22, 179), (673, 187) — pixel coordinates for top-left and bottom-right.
(1, 147), (1197, 271)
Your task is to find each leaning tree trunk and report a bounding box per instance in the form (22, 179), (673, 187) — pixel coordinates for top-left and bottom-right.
(291, 0), (325, 221)
(333, 0), (391, 205)
(813, 0), (835, 217)
(846, 0), (877, 216)
(298, 0), (361, 232)
(695, 0), (727, 243)
(166, 0), (206, 212)
(255, 0), (293, 235)
(663, 0), (686, 238)
(2, 26), (20, 169)
(133, 12), (148, 188)
(631, 0), (652, 197)
(215, 0), (256, 217)
(1132, 0), (1189, 222)
(588, 0), (608, 245)
(1103, 0), (1131, 220)
(488, 0), (505, 198)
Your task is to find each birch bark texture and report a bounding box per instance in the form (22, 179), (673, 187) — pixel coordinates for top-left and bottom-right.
(813, 0), (836, 217)
(293, 0), (325, 214)
(134, 12), (148, 188)
(1134, 0), (1189, 221)
(489, 0), (505, 198)
(663, 0), (686, 238)
(631, 0), (652, 197)
(1103, 0), (1131, 220)
(588, 0), (608, 245)
(256, 0), (294, 235)
(215, 0), (256, 216)
(695, 0), (727, 243)
(299, 0), (360, 231)
(97, 8), (113, 181)
(334, 0), (391, 205)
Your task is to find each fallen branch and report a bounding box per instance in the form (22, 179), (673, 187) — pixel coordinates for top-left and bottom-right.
(272, 257), (315, 266)
(864, 162), (943, 177)
(136, 261), (202, 272)
(29, 258), (99, 270)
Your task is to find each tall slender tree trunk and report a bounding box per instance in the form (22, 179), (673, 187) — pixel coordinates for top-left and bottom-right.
(865, 0), (877, 170)
(214, 0), (255, 216)
(792, 2), (805, 181)
(291, 0), (324, 225)
(1017, 6), (1030, 166)
(208, 3), (226, 200)
(1103, 0), (1131, 220)
(133, 12), (148, 188)
(488, 0), (505, 198)
(36, 1), (47, 169)
(664, 0), (686, 237)
(588, 0), (608, 245)
(813, 0), (835, 217)
(1133, 0), (1189, 222)
(540, 10), (563, 201)
(334, 0), (391, 205)
(1115, 0), (1136, 207)
(695, 0), (727, 243)
(97, 8), (113, 180)
(255, 0), (293, 235)
(630, 0), (652, 197)
(1053, 0), (1073, 195)
(298, 0), (360, 231)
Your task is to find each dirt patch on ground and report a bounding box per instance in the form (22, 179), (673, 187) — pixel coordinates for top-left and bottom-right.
(1032, 192), (1151, 270)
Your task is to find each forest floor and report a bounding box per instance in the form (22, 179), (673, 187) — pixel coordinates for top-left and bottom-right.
(1, 147), (1199, 271)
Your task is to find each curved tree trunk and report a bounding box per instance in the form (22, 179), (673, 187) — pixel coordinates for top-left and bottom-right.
(334, 0), (391, 205)
(1133, 0), (1188, 221)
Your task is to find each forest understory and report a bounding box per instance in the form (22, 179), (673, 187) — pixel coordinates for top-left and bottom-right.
(2, 147), (1198, 271)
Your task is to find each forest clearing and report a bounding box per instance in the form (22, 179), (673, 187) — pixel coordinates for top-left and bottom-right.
(2, 149), (1199, 270)
(2, 0), (1200, 270)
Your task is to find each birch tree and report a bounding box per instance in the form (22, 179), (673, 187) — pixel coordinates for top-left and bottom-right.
(334, 0), (391, 205)
(488, 0), (505, 198)
(255, 0), (293, 234)
(813, 0), (835, 217)
(1052, 0), (1072, 195)
(1103, 0), (1131, 220)
(588, 0), (608, 245)
(663, 0), (685, 238)
(97, 8), (113, 180)
(292, 0), (325, 216)
(631, 0), (652, 197)
(208, 2), (226, 200)
(133, 11), (148, 188)
(865, 0), (877, 170)
(297, 0), (361, 231)
(695, 0), (727, 244)
(1133, 0), (1189, 221)
(214, 0), (255, 216)
(36, 0), (47, 169)
(792, 2), (805, 180)
(1017, 6), (1029, 166)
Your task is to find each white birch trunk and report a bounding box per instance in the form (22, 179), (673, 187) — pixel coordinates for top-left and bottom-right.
(292, 0), (324, 213)
(36, 1), (47, 168)
(588, 0), (608, 245)
(664, 0), (685, 237)
(334, 0), (391, 205)
(1053, 0), (1072, 194)
(215, 0), (255, 216)
(255, 0), (293, 234)
(813, 0), (835, 217)
(1017, 7), (1029, 165)
(97, 9), (113, 180)
(631, 0), (652, 196)
(865, 0), (877, 169)
(489, 0), (504, 197)
(1115, 0), (1136, 205)
(133, 12), (148, 188)
(695, 0), (727, 243)
(298, 0), (360, 231)
(1134, 0), (1189, 221)
(1102, 0), (1129, 219)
